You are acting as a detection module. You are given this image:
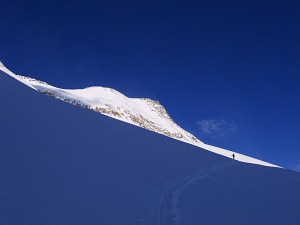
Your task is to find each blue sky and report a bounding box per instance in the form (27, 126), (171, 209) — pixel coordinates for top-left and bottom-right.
(0, 0), (299, 170)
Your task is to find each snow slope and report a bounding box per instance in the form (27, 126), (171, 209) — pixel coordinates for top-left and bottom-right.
(0, 61), (200, 144)
(0, 69), (300, 225)
(0, 61), (277, 167)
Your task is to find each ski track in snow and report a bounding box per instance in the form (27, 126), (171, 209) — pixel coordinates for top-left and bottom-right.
(158, 161), (237, 225)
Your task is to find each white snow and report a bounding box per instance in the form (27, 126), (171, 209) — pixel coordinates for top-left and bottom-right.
(0, 61), (279, 168)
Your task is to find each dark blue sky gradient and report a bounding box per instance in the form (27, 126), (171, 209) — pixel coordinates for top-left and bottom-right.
(0, 0), (299, 169)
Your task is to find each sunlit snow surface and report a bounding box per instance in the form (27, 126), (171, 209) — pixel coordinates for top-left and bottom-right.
(0, 61), (277, 167)
(1, 67), (300, 225)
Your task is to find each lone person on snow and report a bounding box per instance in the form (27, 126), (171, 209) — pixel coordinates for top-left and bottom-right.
(232, 153), (235, 160)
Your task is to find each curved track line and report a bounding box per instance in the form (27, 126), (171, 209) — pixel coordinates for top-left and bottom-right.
(159, 161), (236, 225)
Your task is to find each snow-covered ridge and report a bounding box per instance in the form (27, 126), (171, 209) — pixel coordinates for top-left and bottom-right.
(0, 61), (279, 167)
(0, 61), (200, 145)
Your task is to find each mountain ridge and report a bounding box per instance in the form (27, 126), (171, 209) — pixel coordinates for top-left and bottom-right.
(0, 61), (278, 167)
(0, 61), (200, 144)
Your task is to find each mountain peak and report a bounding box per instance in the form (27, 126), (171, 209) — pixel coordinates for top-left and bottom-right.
(0, 63), (278, 167)
(0, 64), (201, 144)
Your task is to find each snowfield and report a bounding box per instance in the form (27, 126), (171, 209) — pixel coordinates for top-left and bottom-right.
(0, 61), (278, 167)
(1, 67), (300, 225)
